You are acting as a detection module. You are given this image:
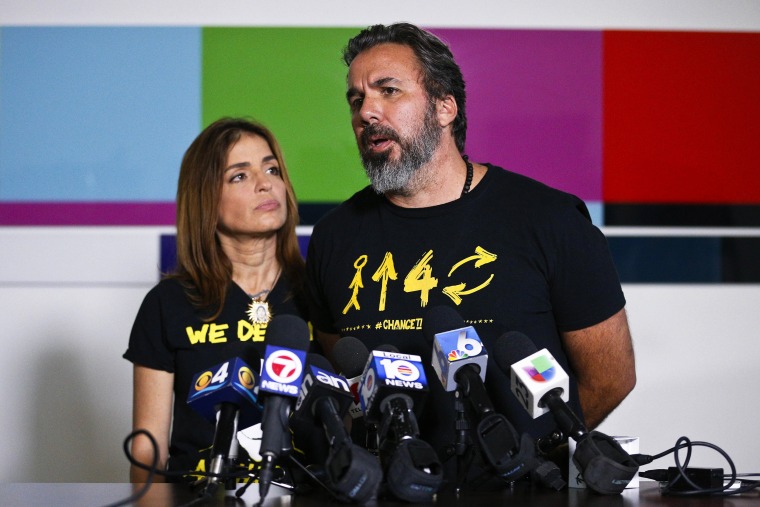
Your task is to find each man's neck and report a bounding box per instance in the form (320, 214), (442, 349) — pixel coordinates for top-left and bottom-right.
(385, 147), (468, 208)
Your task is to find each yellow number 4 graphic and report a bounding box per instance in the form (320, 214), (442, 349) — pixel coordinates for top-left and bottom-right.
(404, 250), (438, 308)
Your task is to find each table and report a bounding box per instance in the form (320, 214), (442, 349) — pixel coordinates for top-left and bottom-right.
(0, 481), (757, 507)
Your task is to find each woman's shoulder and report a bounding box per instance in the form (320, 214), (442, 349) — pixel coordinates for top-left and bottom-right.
(141, 276), (192, 304)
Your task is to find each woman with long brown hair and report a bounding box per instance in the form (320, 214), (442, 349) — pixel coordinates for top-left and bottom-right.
(124, 117), (308, 483)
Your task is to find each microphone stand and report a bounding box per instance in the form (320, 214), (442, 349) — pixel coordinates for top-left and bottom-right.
(453, 389), (474, 495)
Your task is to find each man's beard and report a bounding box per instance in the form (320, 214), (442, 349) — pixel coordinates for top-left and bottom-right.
(359, 103), (442, 195)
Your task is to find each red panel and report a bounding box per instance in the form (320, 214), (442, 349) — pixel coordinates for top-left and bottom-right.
(603, 31), (760, 204)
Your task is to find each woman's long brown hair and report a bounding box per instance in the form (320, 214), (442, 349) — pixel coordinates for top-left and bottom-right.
(172, 117), (304, 321)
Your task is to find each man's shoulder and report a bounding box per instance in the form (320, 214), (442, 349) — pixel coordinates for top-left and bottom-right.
(480, 164), (593, 228)
(488, 164), (570, 197)
(312, 185), (379, 232)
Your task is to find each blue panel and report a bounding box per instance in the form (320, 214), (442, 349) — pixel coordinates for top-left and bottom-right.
(0, 27), (200, 201)
(159, 234), (178, 276)
(608, 237), (722, 283)
(585, 201), (603, 226)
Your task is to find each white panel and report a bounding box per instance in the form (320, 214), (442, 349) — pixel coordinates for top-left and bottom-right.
(1, 0), (759, 31)
(0, 227), (173, 285)
(598, 285), (760, 476)
(0, 285), (145, 482)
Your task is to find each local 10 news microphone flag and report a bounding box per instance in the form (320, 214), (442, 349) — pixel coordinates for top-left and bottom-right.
(186, 347), (262, 492)
(494, 331), (639, 495)
(257, 314), (310, 503)
(359, 346), (443, 503)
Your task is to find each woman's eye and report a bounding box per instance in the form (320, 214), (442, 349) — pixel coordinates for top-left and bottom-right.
(229, 173), (245, 183)
(266, 166), (281, 176)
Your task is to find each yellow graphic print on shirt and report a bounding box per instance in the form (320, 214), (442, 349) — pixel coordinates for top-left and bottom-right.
(342, 246), (497, 313)
(343, 255), (368, 314)
(185, 321), (268, 345)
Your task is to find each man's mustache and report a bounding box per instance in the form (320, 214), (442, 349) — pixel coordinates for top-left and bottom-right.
(360, 124), (400, 148)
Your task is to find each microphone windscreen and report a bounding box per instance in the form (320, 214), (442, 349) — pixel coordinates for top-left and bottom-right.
(376, 343), (400, 353)
(307, 353), (335, 373)
(332, 336), (369, 378)
(492, 331), (539, 373)
(422, 305), (466, 343)
(241, 346), (261, 368)
(266, 314), (310, 351)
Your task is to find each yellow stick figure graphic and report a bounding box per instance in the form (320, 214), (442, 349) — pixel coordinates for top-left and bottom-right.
(343, 255), (368, 315)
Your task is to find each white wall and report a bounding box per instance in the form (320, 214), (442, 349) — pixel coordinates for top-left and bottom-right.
(2, 0), (760, 484)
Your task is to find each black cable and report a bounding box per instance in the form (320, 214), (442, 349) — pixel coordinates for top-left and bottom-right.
(100, 429), (159, 507)
(633, 435), (760, 497)
(103, 429), (259, 507)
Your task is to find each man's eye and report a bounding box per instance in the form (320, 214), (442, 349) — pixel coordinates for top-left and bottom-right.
(349, 98), (363, 110)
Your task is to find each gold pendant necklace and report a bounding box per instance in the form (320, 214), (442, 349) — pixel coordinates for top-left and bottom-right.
(245, 267), (281, 325)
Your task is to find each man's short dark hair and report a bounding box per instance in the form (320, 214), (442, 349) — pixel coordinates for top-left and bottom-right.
(343, 22), (467, 153)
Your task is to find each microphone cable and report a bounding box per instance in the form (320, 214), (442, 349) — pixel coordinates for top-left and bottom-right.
(100, 429), (160, 507)
(634, 436), (760, 497)
(108, 428), (296, 507)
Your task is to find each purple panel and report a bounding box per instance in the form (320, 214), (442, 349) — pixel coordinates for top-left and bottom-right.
(0, 202), (176, 226)
(428, 29), (602, 200)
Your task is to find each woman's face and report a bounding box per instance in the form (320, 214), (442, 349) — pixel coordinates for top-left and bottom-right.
(216, 133), (288, 239)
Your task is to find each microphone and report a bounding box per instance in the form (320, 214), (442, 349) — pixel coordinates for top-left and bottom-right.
(258, 314), (310, 502)
(359, 346), (443, 502)
(186, 348), (262, 493)
(332, 336), (370, 420)
(493, 331), (638, 494)
(422, 306), (552, 487)
(290, 353), (382, 503)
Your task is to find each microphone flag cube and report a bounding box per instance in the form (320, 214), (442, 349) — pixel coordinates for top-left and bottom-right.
(259, 344), (307, 397)
(431, 326), (488, 391)
(294, 364), (353, 418)
(359, 350), (428, 421)
(510, 348), (569, 418)
(187, 357), (262, 427)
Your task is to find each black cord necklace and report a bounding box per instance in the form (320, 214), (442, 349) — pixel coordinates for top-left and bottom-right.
(461, 155), (474, 197)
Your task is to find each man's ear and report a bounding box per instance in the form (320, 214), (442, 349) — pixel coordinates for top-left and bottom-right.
(436, 94), (458, 128)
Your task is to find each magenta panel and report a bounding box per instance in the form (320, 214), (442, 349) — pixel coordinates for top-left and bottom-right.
(428, 29), (603, 201)
(0, 202), (176, 226)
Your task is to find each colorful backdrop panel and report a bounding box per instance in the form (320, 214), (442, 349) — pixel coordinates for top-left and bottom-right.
(603, 30), (760, 204)
(433, 29), (603, 202)
(0, 27), (201, 203)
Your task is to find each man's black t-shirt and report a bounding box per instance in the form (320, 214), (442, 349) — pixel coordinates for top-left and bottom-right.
(306, 164), (625, 463)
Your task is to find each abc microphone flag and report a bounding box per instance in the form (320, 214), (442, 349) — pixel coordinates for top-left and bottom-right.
(187, 357), (262, 428)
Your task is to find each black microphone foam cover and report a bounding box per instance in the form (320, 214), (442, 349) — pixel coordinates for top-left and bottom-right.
(375, 343), (400, 353)
(332, 336), (369, 378)
(492, 331), (539, 374)
(266, 314), (310, 351)
(422, 305), (466, 343)
(240, 346), (261, 369)
(307, 353), (335, 373)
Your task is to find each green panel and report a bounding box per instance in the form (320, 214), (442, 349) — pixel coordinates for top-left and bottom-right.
(202, 27), (368, 202)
